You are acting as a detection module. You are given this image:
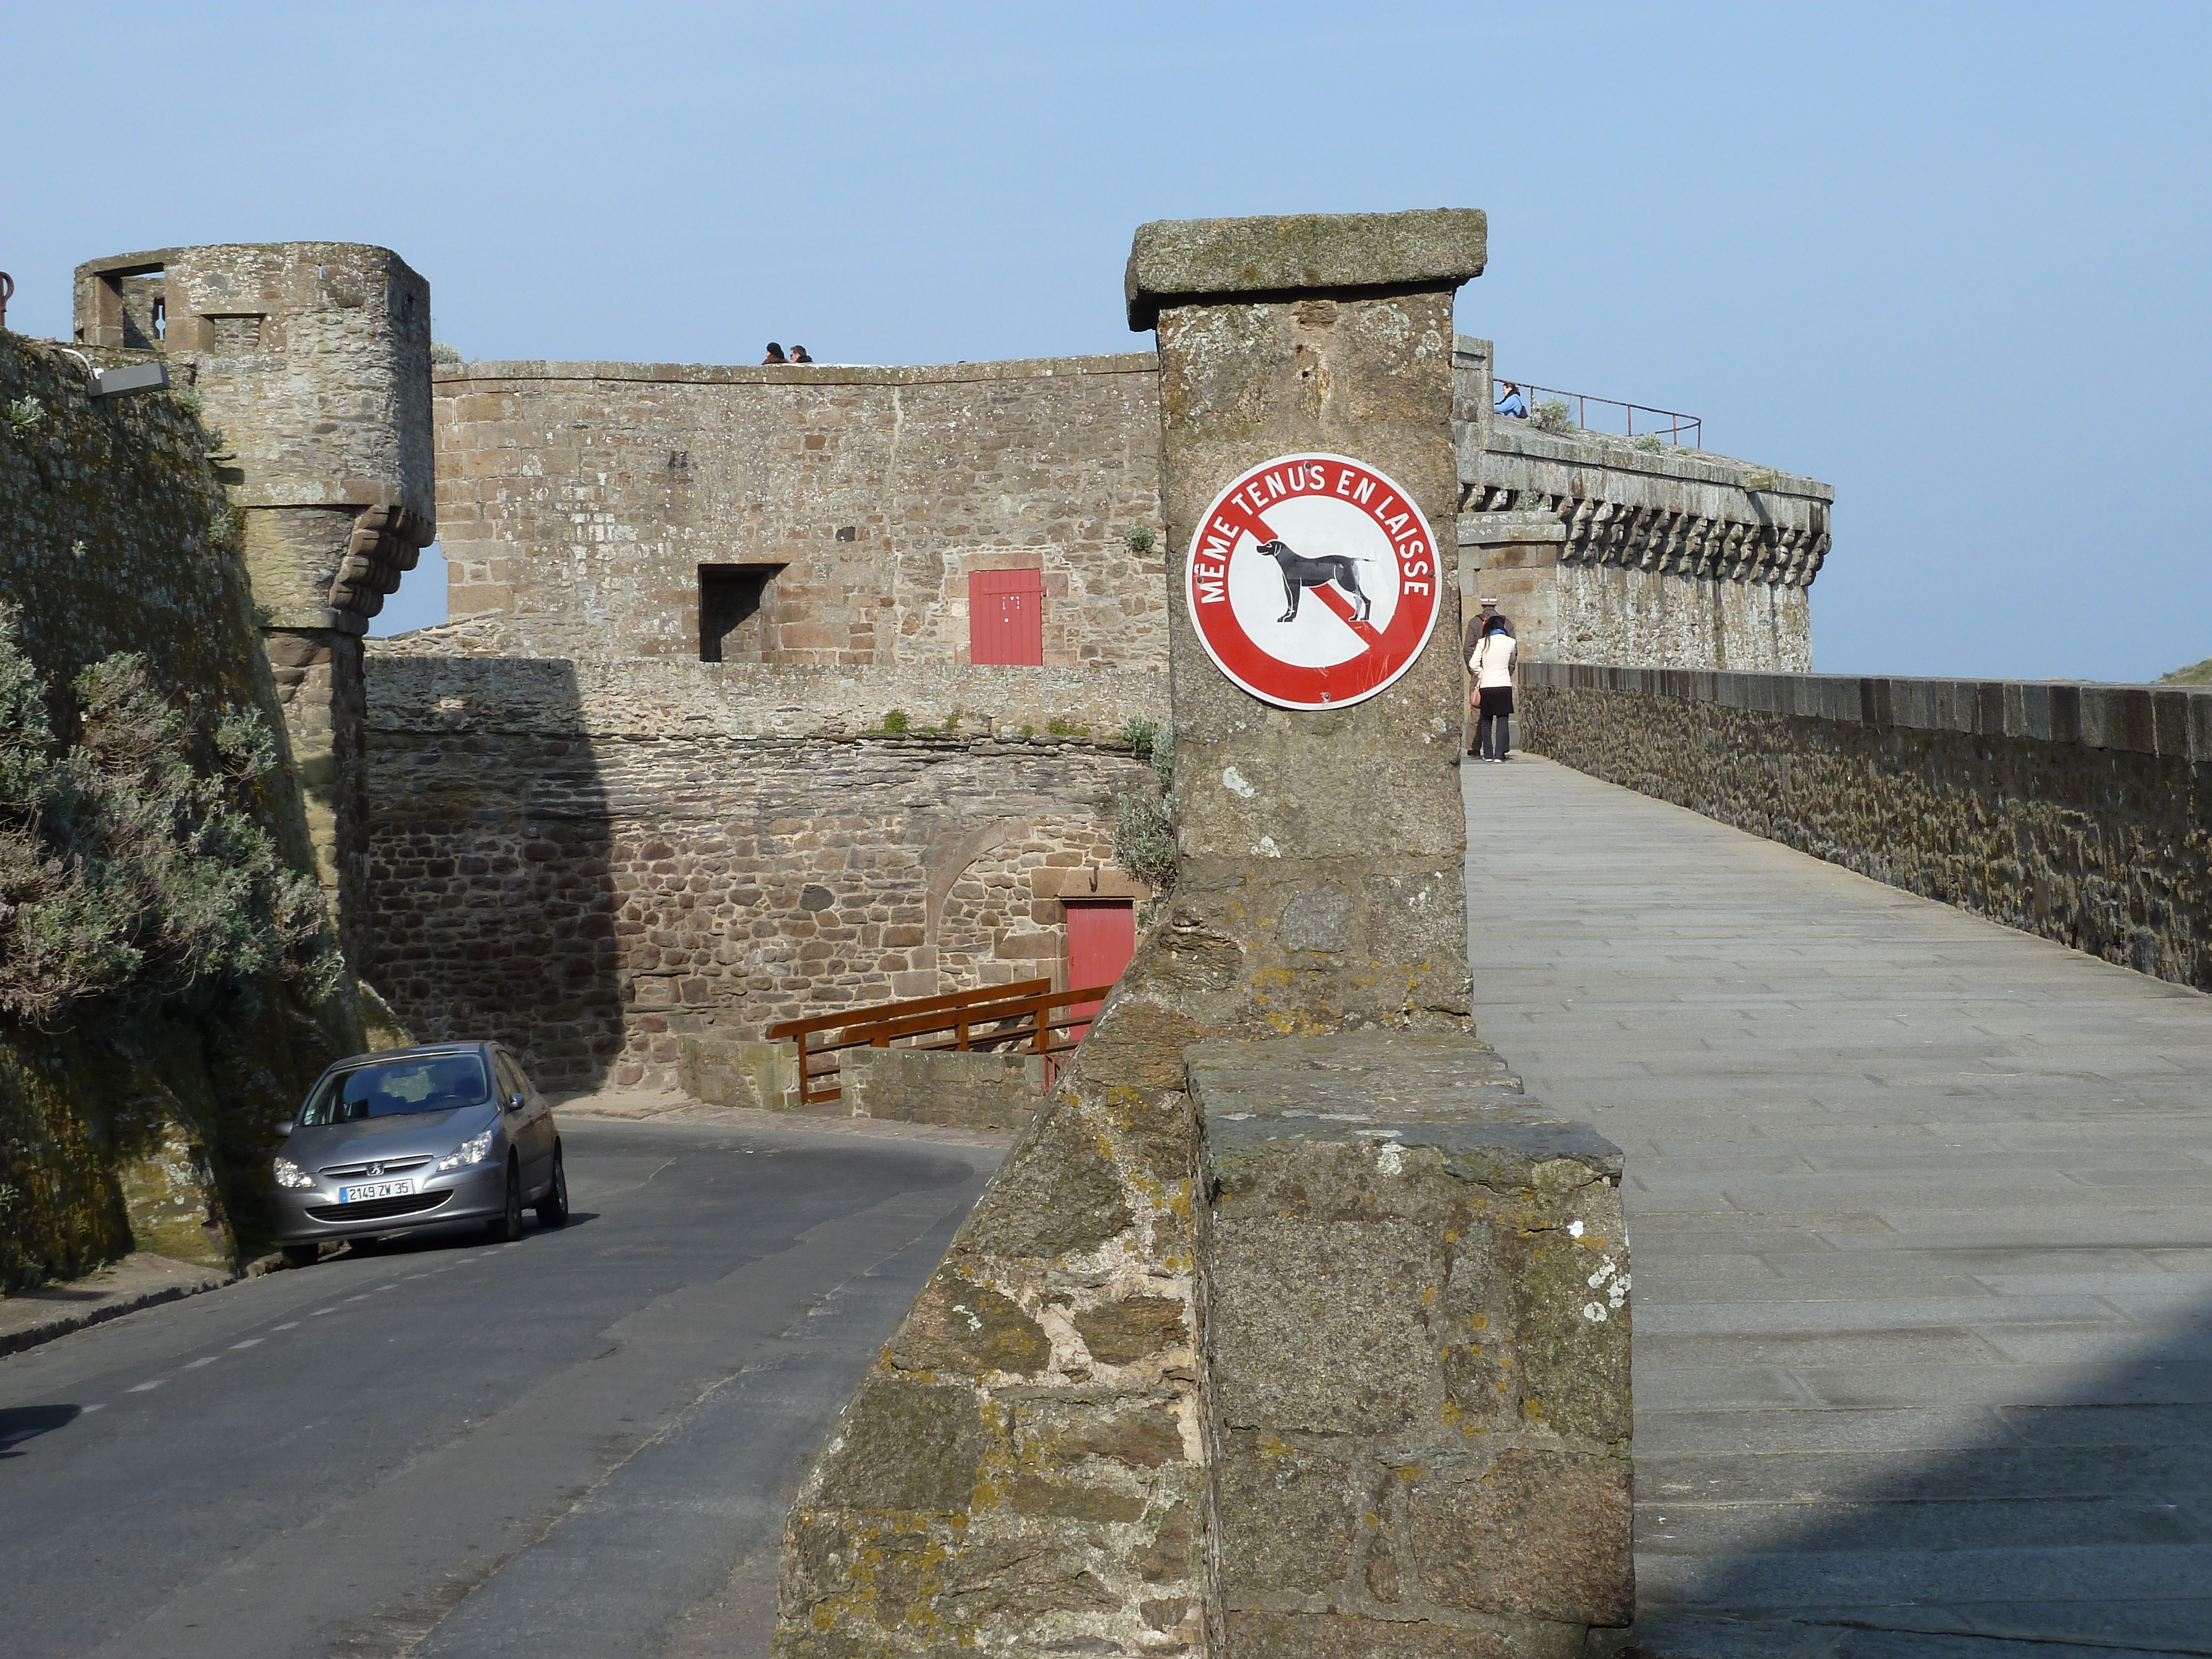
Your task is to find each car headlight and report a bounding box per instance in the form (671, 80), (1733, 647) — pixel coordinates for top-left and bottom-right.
(273, 1156), (314, 1190)
(439, 1129), (495, 1171)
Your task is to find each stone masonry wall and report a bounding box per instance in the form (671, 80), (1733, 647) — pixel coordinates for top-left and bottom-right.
(364, 656), (1154, 1091)
(1521, 662), (2212, 990)
(432, 355), (1169, 668)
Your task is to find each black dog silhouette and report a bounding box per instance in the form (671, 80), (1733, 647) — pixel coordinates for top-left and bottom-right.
(1256, 539), (1374, 623)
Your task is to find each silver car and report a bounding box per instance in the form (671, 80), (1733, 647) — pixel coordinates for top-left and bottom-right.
(272, 1043), (567, 1266)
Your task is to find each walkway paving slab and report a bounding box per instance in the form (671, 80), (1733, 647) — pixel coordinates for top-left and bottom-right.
(1465, 757), (2212, 1653)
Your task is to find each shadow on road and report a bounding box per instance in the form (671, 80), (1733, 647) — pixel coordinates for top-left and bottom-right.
(0, 1403), (82, 1457)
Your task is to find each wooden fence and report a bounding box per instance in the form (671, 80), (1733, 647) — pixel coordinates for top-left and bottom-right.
(765, 978), (1115, 1108)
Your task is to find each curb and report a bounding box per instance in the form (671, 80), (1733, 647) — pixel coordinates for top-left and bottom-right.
(0, 1251), (285, 1360)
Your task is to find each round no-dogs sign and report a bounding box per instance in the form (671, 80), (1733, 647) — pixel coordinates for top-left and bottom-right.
(1184, 452), (1442, 711)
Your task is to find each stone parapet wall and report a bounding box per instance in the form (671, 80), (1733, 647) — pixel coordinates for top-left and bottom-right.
(364, 657), (1154, 1090)
(365, 648), (1161, 740)
(843, 1046), (1046, 1132)
(432, 353), (1168, 667)
(1521, 662), (2212, 989)
(1196, 1033), (1631, 1656)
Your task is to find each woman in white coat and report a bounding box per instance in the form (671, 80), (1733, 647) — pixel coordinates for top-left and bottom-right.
(1469, 616), (1517, 761)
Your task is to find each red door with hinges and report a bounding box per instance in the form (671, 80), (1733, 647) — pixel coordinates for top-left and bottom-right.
(969, 568), (1044, 665)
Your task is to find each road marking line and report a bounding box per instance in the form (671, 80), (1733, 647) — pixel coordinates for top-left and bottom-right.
(274, 1322), (300, 1331)
(127, 1380), (164, 1392)
(80, 1404), (104, 1413)
(184, 1357), (217, 1369)
(231, 1338), (264, 1349)
(312, 1307), (338, 1316)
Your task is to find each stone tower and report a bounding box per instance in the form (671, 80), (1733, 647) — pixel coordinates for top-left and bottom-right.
(74, 243), (436, 965)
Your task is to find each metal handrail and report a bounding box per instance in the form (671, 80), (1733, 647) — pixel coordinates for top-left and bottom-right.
(0, 272), (13, 333)
(1494, 379), (1700, 450)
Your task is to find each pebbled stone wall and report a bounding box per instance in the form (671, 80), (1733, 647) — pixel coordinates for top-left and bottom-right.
(1521, 662), (2212, 989)
(363, 656), (1154, 1091)
(432, 354), (1168, 667)
(0, 332), (352, 1288)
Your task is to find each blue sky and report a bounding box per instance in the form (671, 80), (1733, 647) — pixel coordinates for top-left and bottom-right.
(6, 2), (2206, 679)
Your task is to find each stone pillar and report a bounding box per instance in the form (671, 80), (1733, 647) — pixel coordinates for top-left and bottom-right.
(773, 212), (1630, 1659)
(75, 244), (436, 968)
(1131, 210), (1484, 1029)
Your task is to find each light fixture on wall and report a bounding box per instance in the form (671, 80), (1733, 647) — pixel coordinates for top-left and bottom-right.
(88, 362), (170, 399)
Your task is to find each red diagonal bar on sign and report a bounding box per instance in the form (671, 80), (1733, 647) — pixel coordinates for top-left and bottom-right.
(1218, 498), (1386, 650)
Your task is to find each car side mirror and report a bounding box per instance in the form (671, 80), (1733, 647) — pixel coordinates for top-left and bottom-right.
(504, 1092), (525, 1113)
(275, 1120), (295, 1138)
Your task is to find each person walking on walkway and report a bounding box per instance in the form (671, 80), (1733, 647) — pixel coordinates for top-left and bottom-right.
(1470, 615), (1518, 761)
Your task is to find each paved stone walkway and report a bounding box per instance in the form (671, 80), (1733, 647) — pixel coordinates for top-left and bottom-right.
(1463, 757), (2212, 1657)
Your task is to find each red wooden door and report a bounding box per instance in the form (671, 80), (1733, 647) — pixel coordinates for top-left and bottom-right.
(1063, 900), (1136, 1041)
(969, 568), (1044, 665)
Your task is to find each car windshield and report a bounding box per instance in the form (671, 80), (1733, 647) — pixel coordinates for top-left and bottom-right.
(298, 1055), (490, 1125)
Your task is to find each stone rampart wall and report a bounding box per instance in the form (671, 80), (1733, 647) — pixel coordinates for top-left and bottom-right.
(0, 333), (351, 1288)
(364, 657), (1155, 1090)
(1521, 662), (2212, 989)
(432, 354), (1169, 667)
(1455, 337), (1827, 672)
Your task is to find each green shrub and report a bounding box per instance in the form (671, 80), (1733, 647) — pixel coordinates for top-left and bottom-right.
(1110, 716), (1178, 896)
(1112, 791), (1176, 890)
(0, 604), (338, 1027)
(1124, 524), (1156, 554)
(880, 709), (910, 734)
(430, 341), (463, 368)
(1632, 434), (1665, 453)
(5, 395), (42, 435)
(1531, 398), (1574, 434)
(1045, 717), (1076, 737)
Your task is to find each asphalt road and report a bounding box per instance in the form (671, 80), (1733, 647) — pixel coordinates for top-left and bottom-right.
(0, 1115), (1001, 1659)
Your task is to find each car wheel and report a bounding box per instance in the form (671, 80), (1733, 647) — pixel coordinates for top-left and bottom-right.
(487, 1161), (523, 1243)
(535, 1146), (570, 1228)
(280, 1243), (320, 1269)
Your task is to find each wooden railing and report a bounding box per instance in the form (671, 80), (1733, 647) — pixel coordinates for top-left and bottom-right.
(765, 979), (1115, 1107)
